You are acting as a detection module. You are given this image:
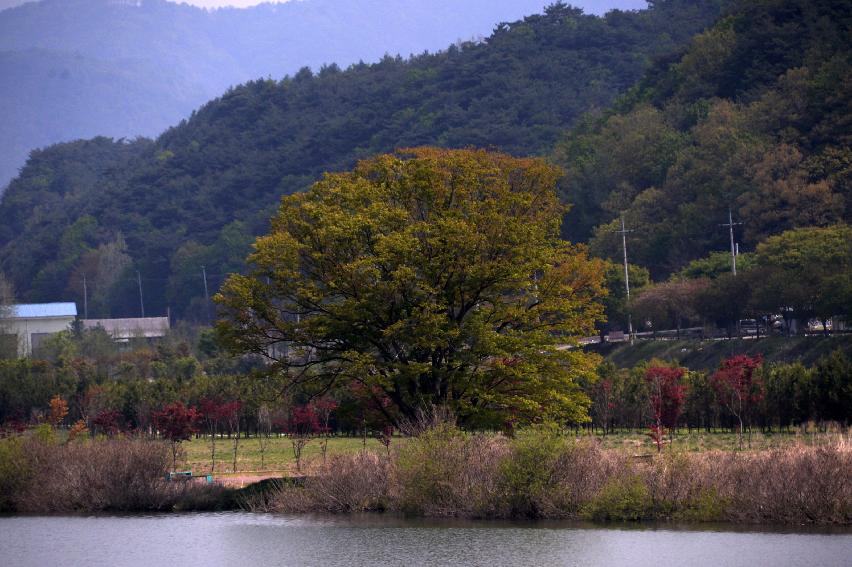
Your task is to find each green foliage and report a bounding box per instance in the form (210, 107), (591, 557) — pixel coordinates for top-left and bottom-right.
(32, 423), (57, 445)
(675, 488), (728, 522)
(557, 0), (851, 276)
(600, 261), (650, 335)
(751, 225), (852, 323)
(677, 251), (754, 280)
(499, 424), (567, 517)
(216, 149), (605, 424)
(812, 350), (852, 423)
(393, 423), (478, 515)
(0, 435), (30, 512)
(0, 1), (725, 318)
(582, 474), (652, 521)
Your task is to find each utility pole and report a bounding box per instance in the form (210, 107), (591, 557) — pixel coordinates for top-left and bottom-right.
(720, 208), (742, 276)
(202, 265), (211, 325)
(82, 273), (88, 319)
(136, 270), (145, 318)
(614, 215), (635, 342)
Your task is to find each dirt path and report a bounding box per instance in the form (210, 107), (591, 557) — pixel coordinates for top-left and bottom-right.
(214, 472), (285, 488)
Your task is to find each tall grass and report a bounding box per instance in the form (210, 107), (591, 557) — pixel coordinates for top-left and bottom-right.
(263, 425), (852, 524)
(0, 433), (233, 513)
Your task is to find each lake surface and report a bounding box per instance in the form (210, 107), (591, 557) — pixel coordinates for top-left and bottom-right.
(1, 513), (850, 567)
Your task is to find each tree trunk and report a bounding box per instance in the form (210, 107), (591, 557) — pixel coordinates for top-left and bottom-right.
(232, 419), (240, 473)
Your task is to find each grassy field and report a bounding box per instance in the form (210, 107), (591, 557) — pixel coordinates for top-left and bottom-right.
(182, 435), (385, 475)
(179, 428), (847, 476)
(590, 428), (846, 452)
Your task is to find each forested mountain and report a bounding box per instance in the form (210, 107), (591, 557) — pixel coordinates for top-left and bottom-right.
(0, 0), (569, 189)
(556, 0), (851, 277)
(0, 0), (725, 320)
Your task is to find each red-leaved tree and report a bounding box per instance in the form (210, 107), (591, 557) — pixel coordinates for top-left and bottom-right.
(91, 410), (122, 437)
(711, 355), (764, 449)
(645, 366), (687, 452)
(153, 402), (200, 471)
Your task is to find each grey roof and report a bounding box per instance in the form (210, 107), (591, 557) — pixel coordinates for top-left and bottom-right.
(10, 303), (77, 318)
(82, 317), (170, 339)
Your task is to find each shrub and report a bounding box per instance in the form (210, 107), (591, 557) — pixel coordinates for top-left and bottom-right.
(582, 475), (652, 522)
(719, 445), (852, 524)
(0, 436), (30, 512)
(549, 441), (628, 515)
(271, 452), (391, 513)
(674, 488), (728, 522)
(7, 435), (231, 513)
(498, 424), (568, 517)
(393, 424), (508, 517)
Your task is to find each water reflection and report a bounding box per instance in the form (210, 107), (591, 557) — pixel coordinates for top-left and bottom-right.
(1, 512), (850, 567)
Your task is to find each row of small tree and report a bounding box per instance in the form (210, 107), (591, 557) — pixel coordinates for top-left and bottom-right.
(593, 350), (851, 449)
(643, 356), (762, 450)
(17, 395), (341, 473)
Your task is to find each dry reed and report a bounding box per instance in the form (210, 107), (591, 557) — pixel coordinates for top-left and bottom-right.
(265, 427), (852, 524)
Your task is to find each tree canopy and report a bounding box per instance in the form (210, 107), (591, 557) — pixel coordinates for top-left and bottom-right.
(215, 148), (606, 425)
(557, 0), (851, 277)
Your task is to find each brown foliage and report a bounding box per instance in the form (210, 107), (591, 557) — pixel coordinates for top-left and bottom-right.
(9, 437), (229, 513)
(267, 428), (851, 524)
(271, 452), (392, 514)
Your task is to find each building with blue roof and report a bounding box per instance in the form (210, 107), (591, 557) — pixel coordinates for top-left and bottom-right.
(1, 302), (77, 357)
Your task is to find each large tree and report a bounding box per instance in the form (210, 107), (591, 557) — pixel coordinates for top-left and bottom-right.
(216, 148), (605, 425)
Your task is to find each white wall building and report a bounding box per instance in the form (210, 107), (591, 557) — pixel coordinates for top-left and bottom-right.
(82, 317), (170, 342)
(0, 303), (77, 357)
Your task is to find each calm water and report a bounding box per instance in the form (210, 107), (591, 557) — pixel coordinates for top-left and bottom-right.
(1, 513), (850, 567)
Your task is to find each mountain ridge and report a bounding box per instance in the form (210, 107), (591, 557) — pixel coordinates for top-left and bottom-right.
(0, 0), (722, 319)
(1, 0), (585, 189)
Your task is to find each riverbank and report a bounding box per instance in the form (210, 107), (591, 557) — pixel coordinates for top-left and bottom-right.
(2, 427), (850, 524)
(257, 425), (851, 525)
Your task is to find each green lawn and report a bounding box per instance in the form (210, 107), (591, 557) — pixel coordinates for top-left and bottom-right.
(582, 428), (845, 452)
(182, 435), (386, 475)
(179, 428), (844, 475)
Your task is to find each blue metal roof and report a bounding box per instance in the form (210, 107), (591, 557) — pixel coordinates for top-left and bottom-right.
(11, 303), (78, 318)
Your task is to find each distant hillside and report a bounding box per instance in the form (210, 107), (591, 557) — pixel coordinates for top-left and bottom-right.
(0, 0), (568, 189)
(0, 0), (724, 320)
(591, 336), (852, 371)
(555, 0), (851, 277)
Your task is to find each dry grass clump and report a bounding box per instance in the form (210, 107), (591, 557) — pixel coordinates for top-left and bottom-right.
(2, 433), (233, 513)
(701, 444), (852, 524)
(266, 425), (852, 525)
(393, 424), (510, 517)
(269, 451), (392, 513)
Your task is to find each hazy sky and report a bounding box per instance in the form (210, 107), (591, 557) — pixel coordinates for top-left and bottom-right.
(0, 0), (288, 9)
(179, 0), (291, 7)
(1, 0), (648, 13)
(0, 0), (293, 8)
